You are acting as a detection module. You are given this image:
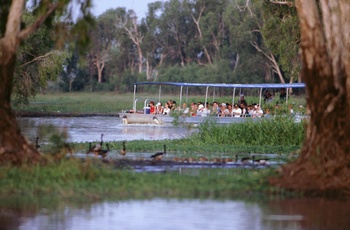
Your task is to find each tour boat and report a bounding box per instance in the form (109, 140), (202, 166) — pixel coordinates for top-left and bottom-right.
(118, 82), (305, 125)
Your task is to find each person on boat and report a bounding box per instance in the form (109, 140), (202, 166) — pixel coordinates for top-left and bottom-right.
(211, 101), (220, 116)
(202, 102), (211, 117)
(219, 103), (230, 117)
(238, 94), (247, 108)
(156, 102), (163, 114)
(240, 103), (248, 117)
(248, 105), (255, 117)
(172, 101), (177, 111)
(227, 104), (233, 117)
(232, 103), (242, 118)
(149, 101), (156, 114)
(197, 103), (204, 116)
(181, 102), (189, 115)
(263, 90), (273, 102)
(163, 102), (171, 115)
(190, 102), (197, 116)
(255, 104), (264, 117)
(279, 88), (286, 102)
(167, 100), (174, 109)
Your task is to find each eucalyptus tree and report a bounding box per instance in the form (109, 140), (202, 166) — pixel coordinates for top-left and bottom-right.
(141, 1), (164, 79)
(260, 0), (300, 83)
(13, 11), (68, 103)
(185, 0), (230, 66)
(271, 0), (350, 195)
(0, 0), (92, 164)
(158, 0), (195, 67)
(88, 9), (119, 83)
(116, 8), (145, 74)
(222, 0), (271, 83)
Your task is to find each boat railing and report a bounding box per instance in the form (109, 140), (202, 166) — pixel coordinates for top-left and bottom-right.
(133, 98), (139, 111)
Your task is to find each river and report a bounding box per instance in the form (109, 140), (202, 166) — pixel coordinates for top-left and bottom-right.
(4, 116), (349, 230)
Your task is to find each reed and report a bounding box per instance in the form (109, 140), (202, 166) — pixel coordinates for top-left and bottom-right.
(0, 160), (286, 200)
(195, 115), (305, 147)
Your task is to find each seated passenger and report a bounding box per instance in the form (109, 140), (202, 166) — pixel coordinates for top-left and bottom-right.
(181, 102), (189, 115)
(163, 102), (171, 115)
(202, 102), (211, 117)
(149, 101), (156, 114)
(227, 104), (233, 117)
(255, 104), (264, 117)
(219, 103), (230, 117)
(190, 102), (197, 116)
(172, 101), (177, 111)
(211, 101), (220, 116)
(156, 102), (163, 114)
(248, 105), (255, 117)
(232, 103), (242, 118)
(197, 104), (204, 116)
(240, 103), (248, 117)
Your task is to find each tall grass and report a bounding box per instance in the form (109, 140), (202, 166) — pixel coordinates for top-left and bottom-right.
(195, 116), (305, 146)
(0, 159), (285, 200)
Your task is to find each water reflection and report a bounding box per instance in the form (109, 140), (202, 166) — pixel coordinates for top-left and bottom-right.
(3, 198), (346, 230)
(17, 117), (196, 143)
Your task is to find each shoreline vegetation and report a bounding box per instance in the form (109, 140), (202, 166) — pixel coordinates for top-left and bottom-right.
(4, 93), (307, 200)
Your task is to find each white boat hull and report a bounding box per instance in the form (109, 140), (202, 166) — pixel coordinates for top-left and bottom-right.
(118, 112), (270, 125)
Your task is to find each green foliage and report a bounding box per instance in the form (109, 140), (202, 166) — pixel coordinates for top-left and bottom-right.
(0, 160), (282, 199)
(13, 92), (129, 113)
(11, 0), (303, 98)
(194, 116), (305, 146)
(260, 0), (300, 81)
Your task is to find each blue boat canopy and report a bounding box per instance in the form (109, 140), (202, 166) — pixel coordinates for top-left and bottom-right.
(134, 82), (305, 89)
(130, 82), (305, 110)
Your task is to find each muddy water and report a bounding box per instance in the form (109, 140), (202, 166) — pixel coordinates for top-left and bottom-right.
(2, 197), (349, 230)
(17, 116), (196, 143)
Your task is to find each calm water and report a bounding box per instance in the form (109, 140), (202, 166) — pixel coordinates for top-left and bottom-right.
(17, 116), (196, 143)
(2, 198), (349, 230)
(8, 117), (350, 230)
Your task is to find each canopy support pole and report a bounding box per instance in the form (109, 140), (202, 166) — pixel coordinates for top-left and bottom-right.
(232, 88), (236, 105)
(180, 86), (183, 107)
(133, 84), (137, 111)
(259, 88), (263, 106)
(205, 86), (209, 107)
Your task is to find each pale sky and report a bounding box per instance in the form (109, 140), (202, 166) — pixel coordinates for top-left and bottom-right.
(92, 0), (161, 19)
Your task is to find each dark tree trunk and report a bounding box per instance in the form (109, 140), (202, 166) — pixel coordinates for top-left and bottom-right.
(270, 0), (350, 194)
(0, 42), (40, 165)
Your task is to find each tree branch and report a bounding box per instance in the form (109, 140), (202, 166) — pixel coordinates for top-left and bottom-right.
(235, 0), (253, 17)
(18, 2), (61, 40)
(269, 0), (294, 7)
(21, 50), (61, 67)
(250, 41), (285, 83)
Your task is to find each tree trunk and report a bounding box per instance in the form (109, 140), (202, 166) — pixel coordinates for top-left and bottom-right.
(270, 0), (350, 194)
(0, 42), (40, 165)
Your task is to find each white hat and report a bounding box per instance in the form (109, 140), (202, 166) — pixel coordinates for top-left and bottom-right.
(156, 102), (161, 106)
(221, 103), (226, 107)
(198, 104), (204, 109)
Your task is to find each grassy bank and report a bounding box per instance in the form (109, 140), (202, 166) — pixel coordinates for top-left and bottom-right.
(13, 92), (306, 114)
(0, 159), (290, 200)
